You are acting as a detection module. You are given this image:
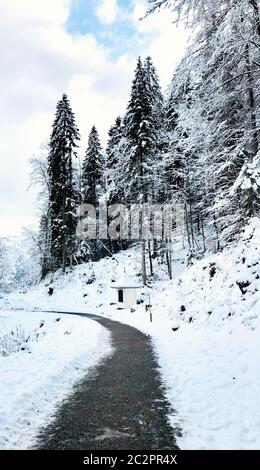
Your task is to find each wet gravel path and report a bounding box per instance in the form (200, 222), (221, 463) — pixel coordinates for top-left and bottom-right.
(35, 314), (180, 450)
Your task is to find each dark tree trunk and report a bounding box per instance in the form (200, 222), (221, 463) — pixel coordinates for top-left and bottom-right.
(62, 190), (66, 274)
(142, 239), (147, 286)
(148, 240), (153, 276)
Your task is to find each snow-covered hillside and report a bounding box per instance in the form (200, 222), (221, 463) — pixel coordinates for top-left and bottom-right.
(110, 218), (260, 450)
(0, 217), (260, 449)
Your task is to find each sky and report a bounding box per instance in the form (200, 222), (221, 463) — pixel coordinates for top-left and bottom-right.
(0, 0), (188, 237)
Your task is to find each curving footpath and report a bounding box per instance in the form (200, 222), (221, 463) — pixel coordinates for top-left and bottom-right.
(35, 314), (180, 450)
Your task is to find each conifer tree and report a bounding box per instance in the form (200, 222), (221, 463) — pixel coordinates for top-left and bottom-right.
(143, 56), (166, 205)
(81, 126), (105, 261)
(143, 56), (165, 133)
(121, 58), (163, 281)
(106, 117), (125, 254)
(82, 126), (104, 206)
(48, 94), (80, 272)
(106, 116), (124, 205)
(123, 57), (156, 204)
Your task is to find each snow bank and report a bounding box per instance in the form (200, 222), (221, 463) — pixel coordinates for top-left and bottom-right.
(0, 310), (112, 449)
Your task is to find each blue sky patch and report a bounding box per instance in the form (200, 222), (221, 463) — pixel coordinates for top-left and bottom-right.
(66, 0), (150, 58)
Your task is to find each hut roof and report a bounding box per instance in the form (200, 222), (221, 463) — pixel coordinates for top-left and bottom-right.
(111, 272), (140, 289)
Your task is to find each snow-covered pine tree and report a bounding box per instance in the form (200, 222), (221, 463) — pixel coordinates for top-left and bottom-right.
(143, 56), (166, 200)
(81, 126), (105, 261)
(143, 56), (167, 268)
(106, 116), (126, 254)
(143, 56), (165, 135)
(106, 116), (124, 205)
(48, 94), (80, 272)
(82, 126), (104, 206)
(123, 57), (157, 205)
(121, 57), (164, 281)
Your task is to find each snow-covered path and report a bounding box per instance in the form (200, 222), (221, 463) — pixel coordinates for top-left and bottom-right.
(0, 310), (112, 449)
(34, 314), (180, 450)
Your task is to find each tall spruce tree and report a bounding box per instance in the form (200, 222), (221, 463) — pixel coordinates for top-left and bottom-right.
(163, 85), (182, 201)
(106, 57), (164, 208)
(81, 126), (104, 261)
(121, 57), (163, 282)
(82, 126), (104, 206)
(123, 57), (157, 204)
(106, 116), (124, 205)
(106, 116), (125, 254)
(143, 56), (165, 204)
(48, 94), (80, 272)
(143, 56), (165, 135)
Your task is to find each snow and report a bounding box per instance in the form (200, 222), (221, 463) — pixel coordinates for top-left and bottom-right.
(1, 217), (260, 449)
(114, 317), (260, 450)
(112, 271), (141, 289)
(0, 235), (40, 293)
(0, 310), (112, 450)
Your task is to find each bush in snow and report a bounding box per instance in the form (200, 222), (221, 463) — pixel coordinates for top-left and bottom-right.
(0, 323), (45, 357)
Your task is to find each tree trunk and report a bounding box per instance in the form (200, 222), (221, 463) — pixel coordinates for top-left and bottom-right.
(185, 202), (192, 251)
(142, 239), (147, 286)
(200, 211), (206, 252)
(153, 239), (158, 258)
(148, 240), (153, 276)
(62, 191), (66, 273)
(213, 214), (220, 252)
(166, 238), (172, 280)
(188, 189), (196, 249)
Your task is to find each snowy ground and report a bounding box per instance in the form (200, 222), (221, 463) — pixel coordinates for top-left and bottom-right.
(1, 218), (260, 449)
(0, 310), (112, 449)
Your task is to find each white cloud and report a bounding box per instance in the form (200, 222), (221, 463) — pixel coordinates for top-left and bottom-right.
(0, 0), (70, 25)
(0, 0), (187, 236)
(96, 0), (120, 26)
(132, 0), (188, 88)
